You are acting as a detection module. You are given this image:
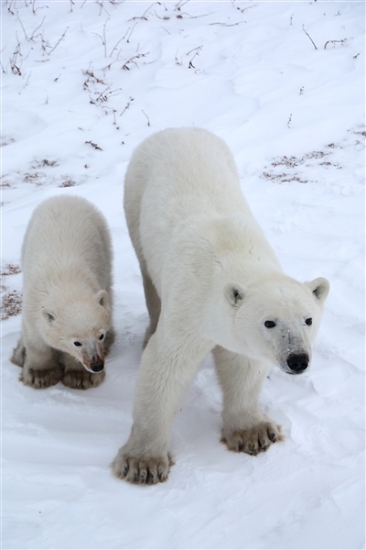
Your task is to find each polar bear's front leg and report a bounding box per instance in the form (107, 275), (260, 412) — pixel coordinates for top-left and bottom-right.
(62, 354), (105, 390)
(213, 347), (283, 455)
(20, 338), (63, 389)
(112, 333), (205, 484)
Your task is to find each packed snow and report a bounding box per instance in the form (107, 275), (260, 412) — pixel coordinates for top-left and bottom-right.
(1, 1), (365, 549)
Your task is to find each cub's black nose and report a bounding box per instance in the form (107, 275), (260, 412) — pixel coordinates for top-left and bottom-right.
(91, 362), (104, 373)
(287, 353), (309, 374)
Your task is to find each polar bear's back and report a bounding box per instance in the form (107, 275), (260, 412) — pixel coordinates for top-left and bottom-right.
(123, 128), (280, 292)
(124, 128), (255, 272)
(22, 195), (112, 291)
(125, 128), (245, 223)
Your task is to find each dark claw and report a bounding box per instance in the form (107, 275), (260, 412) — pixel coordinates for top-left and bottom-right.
(147, 470), (155, 484)
(248, 445), (258, 456)
(237, 441), (244, 452)
(269, 432), (276, 442)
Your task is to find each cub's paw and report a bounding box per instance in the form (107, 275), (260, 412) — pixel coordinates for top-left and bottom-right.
(20, 366), (63, 389)
(62, 369), (105, 390)
(111, 448), (174, 485)
(11, 344), (26, 367)
(222, 422), (284, 456)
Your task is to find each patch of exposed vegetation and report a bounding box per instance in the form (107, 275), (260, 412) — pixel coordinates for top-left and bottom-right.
(31, 158), (59, 169)
(1, 264), (21, 277)
(1, 286), (22, 320)
(0, 136), (16, 147)
(262, 142), (346, 184)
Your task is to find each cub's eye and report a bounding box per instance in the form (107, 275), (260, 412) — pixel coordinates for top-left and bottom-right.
(99, 334), (104, 341)
(73, 341), (82, 347)
(305, 318), (313, 326)
(264, 320), (276, 329)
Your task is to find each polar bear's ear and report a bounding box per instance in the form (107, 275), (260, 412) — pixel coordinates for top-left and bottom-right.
(305, 277), (330, 304)
(42, 309), (56, 323)
(96, 290), (109, 308)
(225, 284), (245, 308)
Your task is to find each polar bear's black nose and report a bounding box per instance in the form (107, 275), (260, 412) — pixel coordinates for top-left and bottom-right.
(91, 362), (104, 373)
(287, 353), (309, 374)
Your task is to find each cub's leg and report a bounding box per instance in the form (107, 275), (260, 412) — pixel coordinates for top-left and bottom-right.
(62, 354), (105, 390)
(20, 338), (63, 389)
(141, 267), (161, 349)
(11, 336), (26, 367)
(103, 327), (116, 355)
(112, 331), (207, 484)
(213, 346), (283, 455)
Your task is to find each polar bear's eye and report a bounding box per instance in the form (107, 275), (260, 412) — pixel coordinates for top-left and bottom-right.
(73, 341), (82, 347)
(305, 318), (313, 326)
(264, 320), (276, 329)
(99, 334), (104, 341)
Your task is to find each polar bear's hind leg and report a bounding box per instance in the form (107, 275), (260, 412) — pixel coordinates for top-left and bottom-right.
(141, 268), (161, 349)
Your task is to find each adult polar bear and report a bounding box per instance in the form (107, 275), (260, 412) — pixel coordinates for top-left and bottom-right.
(114, 128), (329, 484)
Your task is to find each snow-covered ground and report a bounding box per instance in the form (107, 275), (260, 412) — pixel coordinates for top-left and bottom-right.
(1, 1), (365, 548)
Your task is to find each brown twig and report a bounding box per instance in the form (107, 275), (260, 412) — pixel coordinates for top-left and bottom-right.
(85, 140), (103, 151)
(302, 25), (318, 50)
(142, 110), (151, 126)
(324, 39), (346, 50)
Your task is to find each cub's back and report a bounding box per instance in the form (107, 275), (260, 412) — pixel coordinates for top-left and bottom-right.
(22, 196), (112, 288)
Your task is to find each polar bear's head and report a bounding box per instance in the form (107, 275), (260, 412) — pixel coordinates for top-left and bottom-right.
(40, 290), (112, 373)
(222, 276), (329, 374)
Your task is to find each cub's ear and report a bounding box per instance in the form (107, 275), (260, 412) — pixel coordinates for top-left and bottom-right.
(305, 277), (330, 304)
(96, 290), (109, 308)
(225, 284), (245, 308)
(41, 309), (56, 323)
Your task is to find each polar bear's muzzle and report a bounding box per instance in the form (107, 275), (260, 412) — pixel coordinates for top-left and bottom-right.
(90, 358), (105, 373)
(286, 352), (309, 375)
(81, 347), (105, 373)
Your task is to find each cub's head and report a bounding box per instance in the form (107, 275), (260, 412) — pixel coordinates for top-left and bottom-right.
(40, 290), (112, 373)
(223, 276), (330, 374)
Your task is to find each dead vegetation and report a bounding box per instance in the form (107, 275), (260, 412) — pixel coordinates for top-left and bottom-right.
(1, 287), (22, 320)
(1, 264), (21, 277)
(85, 140), (103, 151)
(263, 143), (344, 184)
(22, 158), (76, 187)
(1, 136), (16, 147)
(31, 158), (59, 168)
(24, 171), (47, 185)
(1, 264), (22, 320)
(59, 177), (76, 187)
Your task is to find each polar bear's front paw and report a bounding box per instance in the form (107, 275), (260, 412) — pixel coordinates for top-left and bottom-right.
(111, 448), (173, 485)
(62, 369), (105, 390)
(222, 422), (284, 456)
(20, 366), (63, 389)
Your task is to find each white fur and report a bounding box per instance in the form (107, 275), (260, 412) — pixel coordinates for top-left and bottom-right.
(113, 127), (330, 484)
(12, 195), (114, 389)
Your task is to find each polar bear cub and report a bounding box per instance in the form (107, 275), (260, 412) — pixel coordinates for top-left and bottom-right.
(11, 195), (114, 390)
(113, 128), (330, 484)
